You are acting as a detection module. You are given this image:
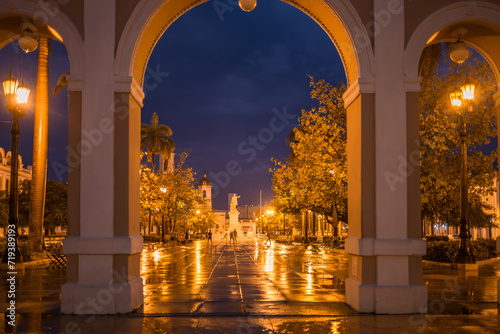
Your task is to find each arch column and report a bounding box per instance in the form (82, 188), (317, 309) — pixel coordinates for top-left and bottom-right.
(343, 0), (426, 314)
(61, 0), (143, 314)
(495, 90), (500, 305)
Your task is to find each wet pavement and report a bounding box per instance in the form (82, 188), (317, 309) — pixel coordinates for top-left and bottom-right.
(1, 238), (500, 333)
(140, 239), (347, 316)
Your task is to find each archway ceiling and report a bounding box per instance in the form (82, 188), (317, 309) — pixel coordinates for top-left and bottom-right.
(133, 0), (360, 88)
(0, 16), (63, 50)
(428, 22), (500, 82)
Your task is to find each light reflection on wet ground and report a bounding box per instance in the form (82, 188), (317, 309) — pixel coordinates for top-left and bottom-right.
(1, 238), (500, 332)
(140, 239), (348, 315)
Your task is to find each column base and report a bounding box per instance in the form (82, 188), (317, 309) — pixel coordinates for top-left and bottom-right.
(61, 277), (143, 314)
(457, 263), (478, 272)
(346, 279), (427, 314)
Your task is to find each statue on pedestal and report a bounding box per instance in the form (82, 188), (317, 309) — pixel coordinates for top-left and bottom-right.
(230, 194), (240, 212)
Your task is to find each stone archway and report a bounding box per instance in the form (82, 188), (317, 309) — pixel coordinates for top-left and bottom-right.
(112, 0), (382, 314)
(10, 0), (498, 315)
(404, 0), (500, 306)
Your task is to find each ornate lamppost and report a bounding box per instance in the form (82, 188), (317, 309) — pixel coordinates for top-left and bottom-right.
(449, 84), (476, 264)
(2, 69), (30, 264)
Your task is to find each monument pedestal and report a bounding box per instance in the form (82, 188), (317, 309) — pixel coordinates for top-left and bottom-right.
(228, 210), (241, 239)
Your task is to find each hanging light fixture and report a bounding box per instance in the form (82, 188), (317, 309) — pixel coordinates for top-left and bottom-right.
(239, 0), (257, 12)
(18, 29), (38, 53)
(450, 37), (471, 64)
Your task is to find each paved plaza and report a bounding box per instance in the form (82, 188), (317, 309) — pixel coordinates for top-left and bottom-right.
(1, 238), (500, 333)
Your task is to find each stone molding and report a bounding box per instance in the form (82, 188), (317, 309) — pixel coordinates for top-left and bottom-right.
(343, 76), (375, 108)
(345, 237), (426, 256)
(63, 235), (143, 255)
(114, 75), (145, 107)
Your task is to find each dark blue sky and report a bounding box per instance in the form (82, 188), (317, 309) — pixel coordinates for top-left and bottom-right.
(0, 0), (345, 209)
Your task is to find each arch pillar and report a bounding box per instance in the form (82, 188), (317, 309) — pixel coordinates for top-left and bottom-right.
(494, 90), (500, 305)
(61, 0), (143, 314)
(343, 0), (426, 314)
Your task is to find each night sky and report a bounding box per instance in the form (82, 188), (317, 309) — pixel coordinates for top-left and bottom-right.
(0, 0), (345, 210)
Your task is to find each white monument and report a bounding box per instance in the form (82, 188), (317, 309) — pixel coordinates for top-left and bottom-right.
(228, 194), (242, 238)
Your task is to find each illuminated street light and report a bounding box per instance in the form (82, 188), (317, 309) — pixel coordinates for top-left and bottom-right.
(239, 0), (256, 12)
(1, 69), (30, 264)
(449, 83), (476, 265)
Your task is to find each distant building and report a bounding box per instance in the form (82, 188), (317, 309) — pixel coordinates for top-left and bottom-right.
(423, 177), (500, 239)
(198, 173), (212, 209)
(196, 175), (256, 238)
(0, 147), (32, 194)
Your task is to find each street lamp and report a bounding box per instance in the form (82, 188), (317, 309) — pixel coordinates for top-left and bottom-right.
(2, 69), (30, 264)
(449, 83), (475, 264)
(239, 0), (256, 12)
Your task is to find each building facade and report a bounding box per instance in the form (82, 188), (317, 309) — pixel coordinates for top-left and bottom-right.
(0, 147), (32, 194)
(423, 178), (500, 239)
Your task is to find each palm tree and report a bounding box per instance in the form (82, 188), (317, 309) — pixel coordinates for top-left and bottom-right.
(29, 37), (50, 253)
(52, 72), (68, 97)
(141, 112), (175, 173)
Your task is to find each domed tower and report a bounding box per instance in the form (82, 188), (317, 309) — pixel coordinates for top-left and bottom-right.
(198, 173), (212, 209)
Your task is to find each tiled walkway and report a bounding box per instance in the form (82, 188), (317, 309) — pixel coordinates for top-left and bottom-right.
(1, 238), (500, 333)
(140, 239), (349, 316)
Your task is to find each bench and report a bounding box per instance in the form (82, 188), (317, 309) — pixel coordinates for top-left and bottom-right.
(43, 236), (67, 269)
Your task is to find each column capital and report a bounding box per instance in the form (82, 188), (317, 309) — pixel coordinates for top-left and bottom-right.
(114, 76), (145, 107)
(343, 76), (375, 108)
(404, 75), (422, 92)
(66, 74), (82, 92)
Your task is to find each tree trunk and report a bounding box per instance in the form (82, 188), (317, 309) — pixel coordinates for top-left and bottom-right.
(29, 37), (49, 253)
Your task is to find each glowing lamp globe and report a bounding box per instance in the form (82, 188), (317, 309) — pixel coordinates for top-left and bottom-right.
(18, 29), (38, 53)
(450, 40), (471, 64)
(239, 0), (256, 12)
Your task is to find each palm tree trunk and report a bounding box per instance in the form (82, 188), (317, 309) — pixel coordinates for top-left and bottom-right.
(29, 37), (49, 253)
(151, 154), (155, 174)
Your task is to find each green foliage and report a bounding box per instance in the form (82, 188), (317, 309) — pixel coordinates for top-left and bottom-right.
(140, 152), (214, 236)
(18, 240), (32, 261)
(425, 239), (497, 263)
(0, 180), (68, 232)
(271, 77), (347, 226)
(424, 235), (449, 242)
(420, 44), (497, 228)
(142, 235), (162, 243)
(424, 241), (458, 263)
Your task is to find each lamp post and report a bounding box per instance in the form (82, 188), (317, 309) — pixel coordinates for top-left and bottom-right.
(449, 84), (475, 264)
(2, 69), (30, 264)
(160, 187), (166, 243)
(283, 212), (285, 237)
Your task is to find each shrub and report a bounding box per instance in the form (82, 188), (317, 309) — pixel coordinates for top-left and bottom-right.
(471, 238), (496, 261)
(18, 241), (32, 261)
(142, 235), (162, 243)
(425, 239), (497, 263)
(424, 235), (449, 242)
